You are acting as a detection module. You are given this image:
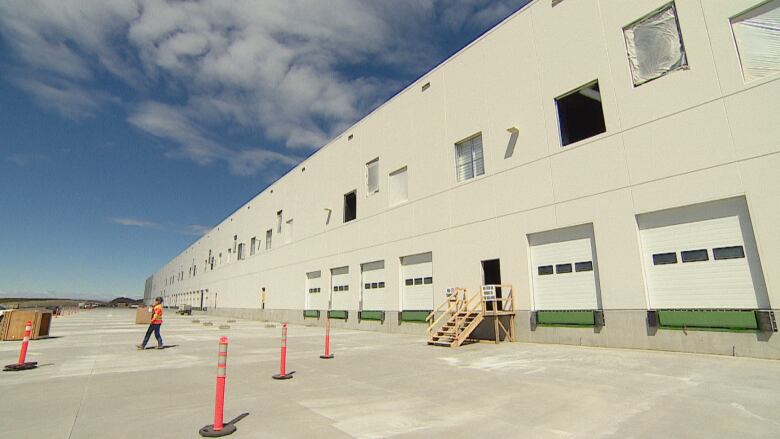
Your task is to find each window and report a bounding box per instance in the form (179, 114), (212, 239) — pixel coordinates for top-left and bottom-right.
(652, 252), (678, 265)
(265, 229), (272, 250)
(414, 278), (423, 285)
(455, 134), (485, 182)
(237, 243), (245, 260)
(555, 263), (573, 274)
(556, 81), (606, 146)
(575, 261), (593, 272)
(233, 235), (237, 253)
(623, 3), (688, 86)
(344, 191), (357, 223)
(713, 246), (745, 260)
(731, 1), (780, 82)
(423, 277), (433, 284)
(285, 219), (293, 244)
(276, 210), (283, 234)
(538, 265), (554, 276)
(389, 166), (408, 206)
(405, 278), (414, 286)
(681, 249), (709, 263)
(250, 237), (256, 256)
(366, 158), (379, 194)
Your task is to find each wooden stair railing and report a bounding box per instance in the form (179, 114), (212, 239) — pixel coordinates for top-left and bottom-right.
(427, 289), (484, 347)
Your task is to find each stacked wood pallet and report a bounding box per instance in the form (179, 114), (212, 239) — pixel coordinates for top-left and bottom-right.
(0, 309), (52, 341)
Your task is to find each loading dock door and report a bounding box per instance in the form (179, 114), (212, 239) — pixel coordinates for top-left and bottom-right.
(330, 266), (352, 310)
(361, 261), (385, 311)
(530, 226), (599, 310)
(401, 252), (434, 310)
(638, 198), (767, 309)
(305, 271), (325, 310)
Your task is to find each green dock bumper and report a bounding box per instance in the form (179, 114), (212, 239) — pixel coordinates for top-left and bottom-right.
(328, 310), (348, 320)
(303, 310), (320, 319)
(537, 310), (596, 326)
(400, 310), (430, 323)
(657, 310), (758, 331)
(359, 311), (384, 322)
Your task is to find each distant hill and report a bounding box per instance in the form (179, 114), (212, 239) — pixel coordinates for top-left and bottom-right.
(109, 297), (144, 305)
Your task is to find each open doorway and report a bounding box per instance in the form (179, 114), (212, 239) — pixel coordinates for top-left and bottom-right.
(482, 259), (502, 311)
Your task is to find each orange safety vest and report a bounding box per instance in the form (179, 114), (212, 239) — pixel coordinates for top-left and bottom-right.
(151, 304), (163, 324)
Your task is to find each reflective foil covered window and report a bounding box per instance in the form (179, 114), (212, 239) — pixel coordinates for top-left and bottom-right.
(623, 3), (688, 86)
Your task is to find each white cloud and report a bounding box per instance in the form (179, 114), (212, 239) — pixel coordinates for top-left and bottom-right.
(111, 217), (161, 229)
(0, 0), (530, 175)
(110, 216), (212, 237)
(12, 76), (118, 120)
(7, 153), (50, 167)
(179, 224), (211, 236)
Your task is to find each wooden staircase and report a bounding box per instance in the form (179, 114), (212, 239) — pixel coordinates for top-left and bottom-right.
(426, 288), (484, 347)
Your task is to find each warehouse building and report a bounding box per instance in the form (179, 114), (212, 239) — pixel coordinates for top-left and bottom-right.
(146, 0), (780, 358)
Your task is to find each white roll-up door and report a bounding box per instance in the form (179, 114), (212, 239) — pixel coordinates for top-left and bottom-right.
(361, 260), (386, 311)
(530, 225), (600, 310)
(638, 198), (768, 309)
(305, 271), (325, 310)
(401, 252), (433, 310)
(330, 266), (353, 310)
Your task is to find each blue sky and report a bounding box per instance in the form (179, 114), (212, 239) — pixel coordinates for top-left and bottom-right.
(0, 0), (529, 300)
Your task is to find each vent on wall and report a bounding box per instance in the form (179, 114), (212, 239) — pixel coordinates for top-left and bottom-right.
(348, 134), (354, 141)
(421, 82), (431, 91)
(552, 0), (565, 6)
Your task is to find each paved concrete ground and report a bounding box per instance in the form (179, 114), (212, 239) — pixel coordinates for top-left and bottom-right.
(1, 309), (779, 439)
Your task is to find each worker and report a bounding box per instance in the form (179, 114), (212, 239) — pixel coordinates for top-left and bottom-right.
(261, 287), (266, 310)
(137, 297), (164, 350)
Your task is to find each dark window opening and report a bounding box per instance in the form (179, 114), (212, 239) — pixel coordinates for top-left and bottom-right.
(371, 282), (379, 288)
(713, 246), (745, 260)
(555, 263), (573, 274)
(653, 252), (678, 265)
(365, 283), (371, 289)
(575, 261), (593, 272)
(681, 249), (709, 263)
(405, 279), (413, 286)
(333, 286), (338, 292)
(344, 191), (357, 223)
(481, 258), (503, 311)
(423, 277), (433, 284)
(556, 81), (606, 146)
(538, 265), (554, 276)
(378, 282), (385, 288)
(414, 278), (423, 285)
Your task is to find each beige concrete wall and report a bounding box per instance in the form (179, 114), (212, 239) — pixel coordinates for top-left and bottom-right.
(153, 0), (780, 357)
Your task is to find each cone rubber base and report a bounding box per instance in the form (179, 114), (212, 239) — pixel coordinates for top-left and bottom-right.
(272, 373), (294, 380)
(320, 354), (334, 359)
(3, 362), (37, 372)
(199, 423), (237, 437)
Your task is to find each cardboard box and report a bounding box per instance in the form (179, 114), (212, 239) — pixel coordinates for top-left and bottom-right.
(135, 306), (153, 325)
(0, 309), (52, 341)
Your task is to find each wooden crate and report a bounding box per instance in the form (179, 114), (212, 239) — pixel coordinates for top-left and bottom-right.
(136, 306), (153, 325)
(0, 309), (52, 341)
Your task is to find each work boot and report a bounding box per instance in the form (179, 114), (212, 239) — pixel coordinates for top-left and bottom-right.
(136, 345), (145, 350)
(156, 345), (164, 349)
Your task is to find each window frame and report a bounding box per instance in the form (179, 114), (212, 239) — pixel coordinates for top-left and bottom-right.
(366, 158), (379, 195)
(454, 133), (485, 183)
(343, 190), (357, 223)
